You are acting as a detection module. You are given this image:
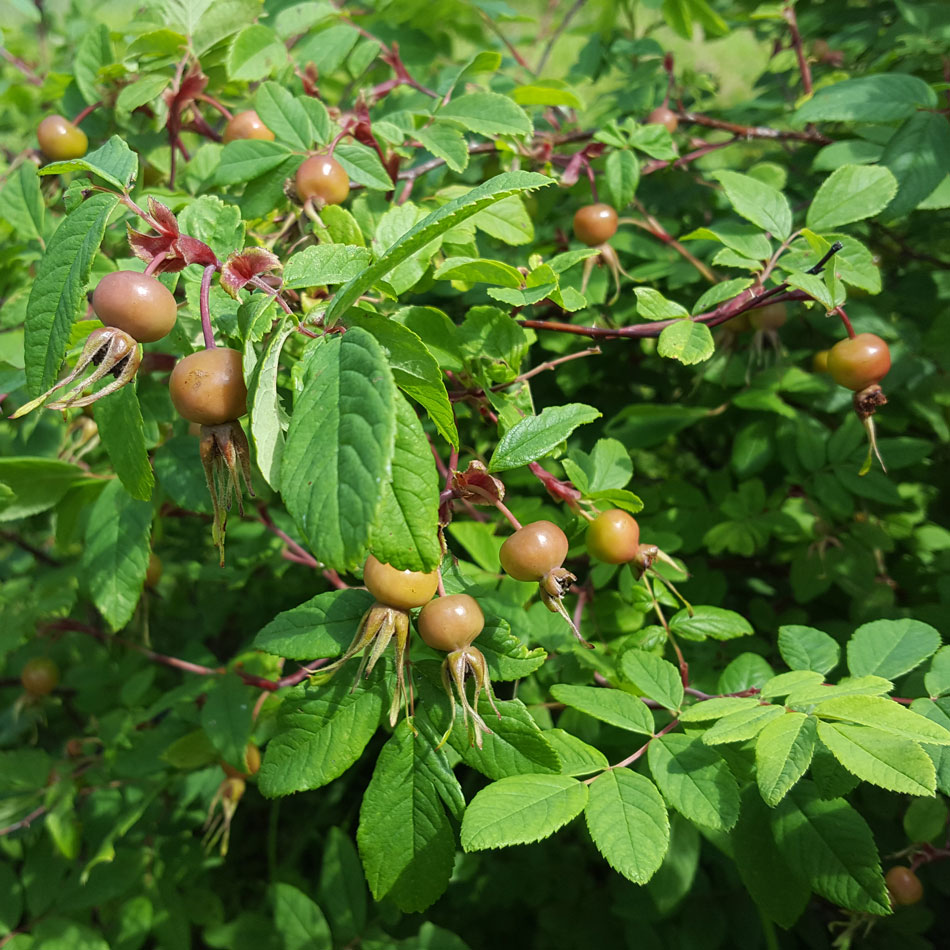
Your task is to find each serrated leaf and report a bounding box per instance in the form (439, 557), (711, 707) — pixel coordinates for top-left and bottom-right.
(461, 774), (586, 850)
(92, 383), (154, 501)
(657, 320), (715, 365)
(254, 82), (314, 150)
(603, 149), (639, 209)
(488, 403), (601, 472)
(755, 713), (816, 806)
(368, 391), (441, 572)
(474, 619), (546, 681)
(760, 670), (824, 700)
(358, 721), (456, 912)
(272, 882), (332, 950)
(816, 721), (935, 795)
(438, 91), (532, 138)
(620, 651), (683, 711)
(702, 704), (785, 744)
(280, 329), (396, 572)
(434, 257), (523, 288)
(283, 245), (373, 288)
(415, 123), (469, 173)
(324, 171), (553, 325)
(786, 675), (893, 709)
(81, 480), (152, 632)
(550, 684), (654, 735)
(785, 271), (836, 310)
(794, 73), (936, 124)
(806, 165), (898, 231)
(40, 136), (137, 191)
(24, 192), (118, 394)
(925, 646), (950, 699)
(847, 618), (941, 680)
(544, 729), (609, 777)
(258, 671), (386, 796)
(585, 768), (669, 884)
(634, 287), (689, 319)
(648, 733), (739, 830)
(712, 170), (792, 240)
(116, 74), (169, 114)
(74, 25), (112, 104)
(317, 827), (367, 946)
(216, 140), (293, 185)
(228, 24), (285, 81)
(470, 193), (534, 245)
(334, 143), (393, 191)
(248, 321), (295, 490)
(669, 605), (752, 641)
(678, 697), (762, 722)
(0, 160), (44, 243)
(778, 625), (840, 675)
(344, 311), (458, 447)
(814, 695), (950, 744)
(253, 589), (375, 660)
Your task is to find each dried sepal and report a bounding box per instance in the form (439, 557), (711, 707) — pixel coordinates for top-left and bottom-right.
(10, 328), (140, 418)
(315, 603), (413, 728)
(538, 565), (592, 649)
(452, 461), (506, 506)
(853, 385), (888, 474)
(199, 421), (254, 566)
(439, 645), (501, 749)
(203, 775), (244, 857)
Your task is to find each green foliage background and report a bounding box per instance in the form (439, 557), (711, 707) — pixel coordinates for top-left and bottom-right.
(2, 1), (950, 948)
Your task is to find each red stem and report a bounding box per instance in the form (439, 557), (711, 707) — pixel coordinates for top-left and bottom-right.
(200, 265), (217, 348)
(72, 100), (102, 126)
(834, 306), (856, 339)
(783, 3), (813, 97)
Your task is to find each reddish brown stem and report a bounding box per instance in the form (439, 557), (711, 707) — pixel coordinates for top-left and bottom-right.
(676, 111), (831, 145)
(834, 306), (856, 339)
(783, 3), (813, 96)
(72, 100), (102, 126)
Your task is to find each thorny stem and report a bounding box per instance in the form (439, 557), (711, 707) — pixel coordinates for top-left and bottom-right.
(783, 3), (813, 96)
(200, 265), (217, 348)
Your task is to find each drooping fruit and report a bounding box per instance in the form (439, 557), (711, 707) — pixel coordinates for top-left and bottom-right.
(827, 333), (891, 391)
(363, 555), (439, 610)
(586, 509), (641, 564)
(92, 271), (178, 343)
(169, 348), (247, 426)
(499, 521), (570, 582)
(573, 203), (619, 246)
(37, 115), (88, 160)
(295, 155), (350, 206)
(417, 594), (485, 653)
(223, 110), (275, 143)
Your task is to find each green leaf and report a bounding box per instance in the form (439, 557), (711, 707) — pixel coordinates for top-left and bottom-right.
(334, 143), (393, 191)
(247, 320), (296, 491)
(712, 170), (792, 240)
(283, 245), (374, 288)
(678, 696), (762, 722)
(74, 25), (112, 104)
(228, 24), (286, 80)
(115, 74), (169, 114)
(584, 768), (669, 884)
(732, 785), (810, 928)
(669, 605), (752, 641)
(760, 670), (825, 700)
(772, 782), (888, 913)
(847, 618), (941, 679)
(272, 883), (332, 950)
(648, 733), (740, 830)
(280, 329), (397, 572)
(476, 620), (547, 681)
(0, 458), (86, 522)
(254, 82), (314, 150)
(511, 79), (582, 109)
(634, 287), (690, 319)
(657, 320), (715, 365)
(816, 721), (936, 795)
(544, 729), (609, 777)
(324, 171), (553, 325)
(0, 160), (44, 243)
(488, 403), (601, 472)
(814, 695), (950, 744)
(755, 713), (816, 806)
(794, 73), (937, 124)
(470, 193), (535, 246)
(317, 827), (367, 946)
(216, 140), (293, 185)
(437, 92), (532, 138)
(40, 136), (137, 191)
(258, 671), (386, 796)
(806, 165), (899, 231)
(620, 651), (683, 711)
(434, 257), (523, 288)
(786, 675), (893, 709)
(778, 625), (840, 675)
(925, 646), (950, 699)
(785, 270), (836, 310)
(461, 774), (586, 850)
(81, 480), (152, 632)
(343, 311), (458, 448)
(603, 150), (639, 210)
(702, 704), (785, 744)
(253, 589), (375, 660)
(882, 111), (950, 218)
(550, 684), (654, 735)
(368, 392), (441, 572)
(200, 676), (254, 770)
(415, 123), (470, 173)
(24, 192), (118, 394)
(358, 722), (457, 912)
(93, 384), (154, 501)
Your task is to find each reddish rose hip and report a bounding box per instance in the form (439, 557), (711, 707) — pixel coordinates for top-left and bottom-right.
(417, 594), (485, 653)
(499, 521), (569, 582)
(586, 509), (641, 564)
(37, 115), (88, 160)
(223, 110), (275, 143)
(295, 155), (350, 206)
(21, 657), (60, 696)
(92, 271), (178, 343)
(169, 348), (247, 426)
(647, 106), (678, 133)
(573, 203), (619, 246)
(363, 554), (439, 610)
(827, 333), (891, 391)
(885, 866), (923, 906)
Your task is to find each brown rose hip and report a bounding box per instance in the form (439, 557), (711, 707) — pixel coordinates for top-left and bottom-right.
(169, 348), (247, 426)
(92, 271), (178, 343)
